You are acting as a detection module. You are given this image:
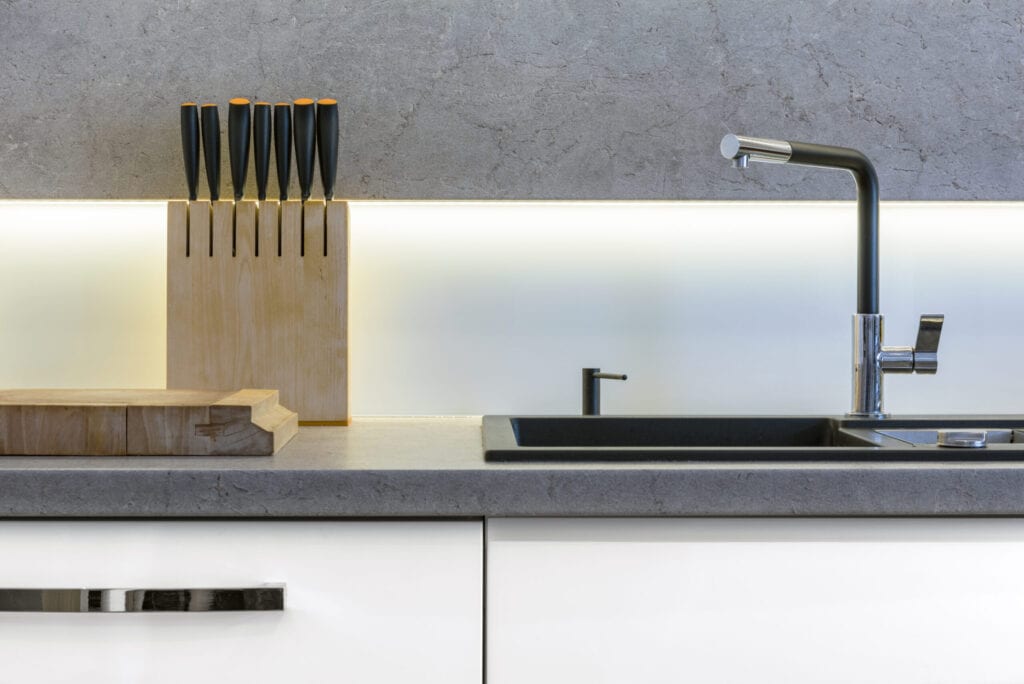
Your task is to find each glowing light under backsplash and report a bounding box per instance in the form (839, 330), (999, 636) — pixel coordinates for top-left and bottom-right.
(0, 201), (166, 389)
(0, 200), (1020, 415)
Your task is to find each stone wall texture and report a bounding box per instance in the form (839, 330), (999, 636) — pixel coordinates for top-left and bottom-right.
(1, 1), (1022, 200)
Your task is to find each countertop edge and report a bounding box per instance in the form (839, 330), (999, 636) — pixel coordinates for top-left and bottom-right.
(1, 466), (1022, 518)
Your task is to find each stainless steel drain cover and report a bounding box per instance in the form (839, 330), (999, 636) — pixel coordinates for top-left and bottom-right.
(937, 430), (987, 448)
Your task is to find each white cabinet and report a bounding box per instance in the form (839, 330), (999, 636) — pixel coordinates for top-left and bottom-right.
(488, 518), (1024, 684)
(0, 520), (482, 684)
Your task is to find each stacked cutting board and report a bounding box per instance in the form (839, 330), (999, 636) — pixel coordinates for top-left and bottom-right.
(0, 389), (296, 456)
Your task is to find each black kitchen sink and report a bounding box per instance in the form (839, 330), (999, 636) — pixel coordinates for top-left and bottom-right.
(482, 415), (1024, 462)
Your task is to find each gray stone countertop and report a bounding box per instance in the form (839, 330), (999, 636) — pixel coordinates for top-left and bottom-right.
(0, 417), (1022, 518)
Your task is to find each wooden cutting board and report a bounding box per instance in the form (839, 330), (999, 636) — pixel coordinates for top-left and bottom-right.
(0, 389), (297, 456)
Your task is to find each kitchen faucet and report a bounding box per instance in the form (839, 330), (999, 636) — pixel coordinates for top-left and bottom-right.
(719, 134), (943, 418)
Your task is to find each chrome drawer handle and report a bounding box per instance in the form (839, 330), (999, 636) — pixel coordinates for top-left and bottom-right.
(0, 584), (284, 612)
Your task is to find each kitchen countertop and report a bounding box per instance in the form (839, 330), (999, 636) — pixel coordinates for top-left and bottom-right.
(1, 416), (1023, 518)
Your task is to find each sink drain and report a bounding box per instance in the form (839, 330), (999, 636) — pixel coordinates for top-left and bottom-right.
(937, 430), (987, 448)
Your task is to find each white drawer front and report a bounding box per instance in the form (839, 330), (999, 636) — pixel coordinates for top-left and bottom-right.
(488, 518), (1024, 684)
(0, 520), (482, 684)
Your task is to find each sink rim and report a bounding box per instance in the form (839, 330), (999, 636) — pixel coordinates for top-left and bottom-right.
(482, 414), (1024, 462)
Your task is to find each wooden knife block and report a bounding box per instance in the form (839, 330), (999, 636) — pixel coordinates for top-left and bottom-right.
(167, 199), (349, 425)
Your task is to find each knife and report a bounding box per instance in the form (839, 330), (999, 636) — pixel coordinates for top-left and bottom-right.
(293, 98), (316, 202)
(274, 103), (292, 201)
(180, 103), (200, 201)
(228, 98), (251, 201)
(316, 98), (338, 201)
(253, 102), (272, 202)
(200, 104), (221, 201)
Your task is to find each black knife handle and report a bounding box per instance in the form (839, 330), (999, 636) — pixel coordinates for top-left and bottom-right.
(228, 98), (251, 201)
(316, 98), (339, 201)
(293, 98), (316, 201)
(253, 102), (272, 201)
(180, 103), (200, 201)
(200, 104), (221, 201)
(274, 103), (292, 201)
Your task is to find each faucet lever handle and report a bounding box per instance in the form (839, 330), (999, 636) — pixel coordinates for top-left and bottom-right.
(913, 314), (944, 374)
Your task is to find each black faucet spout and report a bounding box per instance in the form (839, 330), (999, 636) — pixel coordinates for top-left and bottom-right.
(787, 142), (879, 315)
(720, 134), (880, 314)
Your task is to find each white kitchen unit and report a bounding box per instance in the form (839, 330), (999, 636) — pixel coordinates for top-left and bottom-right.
(0, 521), (482, 684)
(487, 518), (1024, 684)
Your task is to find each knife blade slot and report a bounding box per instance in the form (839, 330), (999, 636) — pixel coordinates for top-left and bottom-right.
(208, 203), (214, 257)
(254, 203), (260, 257)
(231, 201), (237, 257)
(185, 202), (190, 258)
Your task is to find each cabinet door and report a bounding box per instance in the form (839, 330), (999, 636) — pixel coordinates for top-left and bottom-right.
(0, 520), (481, 684)
(488, 518), (1024, 684)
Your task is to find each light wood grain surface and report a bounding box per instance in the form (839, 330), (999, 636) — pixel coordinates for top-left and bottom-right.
(167, 200), (349, 424)
(0, 389), (297, 456)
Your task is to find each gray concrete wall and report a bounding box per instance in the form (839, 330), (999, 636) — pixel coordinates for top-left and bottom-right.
(1, 1), (1021, 200)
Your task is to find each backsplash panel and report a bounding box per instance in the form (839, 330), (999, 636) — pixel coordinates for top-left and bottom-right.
(0, 1), (1021, 200)
(0, 201), (1018, 416)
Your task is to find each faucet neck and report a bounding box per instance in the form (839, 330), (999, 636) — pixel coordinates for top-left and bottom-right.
(788, 142), (879, 315)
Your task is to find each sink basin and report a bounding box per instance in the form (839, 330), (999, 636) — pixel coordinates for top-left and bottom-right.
(482, 415), (1024, 462)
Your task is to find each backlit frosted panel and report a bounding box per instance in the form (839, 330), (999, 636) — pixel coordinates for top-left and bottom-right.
(873, 203), (1023, 415)
(350, 202), (1024, 415)
(0, 201), (1021, 416)
(0, 202), (166, 389)
(349, 202), (856, 415)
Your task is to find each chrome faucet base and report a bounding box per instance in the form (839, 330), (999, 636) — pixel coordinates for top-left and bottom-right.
(850, 313), (887, 418)
(848, 312), (945, 419)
